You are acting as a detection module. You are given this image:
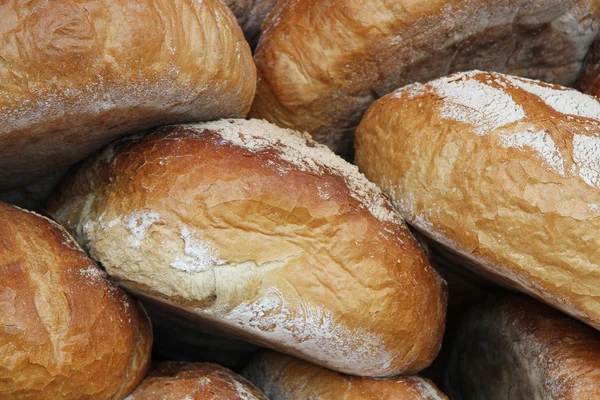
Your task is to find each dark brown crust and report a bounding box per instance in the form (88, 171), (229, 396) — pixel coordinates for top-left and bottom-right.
(579, 37), (600, 96)
(0, 0), (255, 190)
(128, 362), (267, 399)
(446, 295), (600, 399)
(48, 119), (447, 377)
(0, 201), (152, 399)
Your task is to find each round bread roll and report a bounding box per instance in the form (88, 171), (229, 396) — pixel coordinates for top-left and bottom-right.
(445, 295), (600, 399)
(0, 0), (255, 191)
(580, 36), (600, 96)
(244, 351), (448, 400)
(250, 0), (600, 157)
(126, 362), (267, 399)
(224, 0), (278, 47)
(355, 70), (600, 331)
(47, 118), (447, 377)
(0, 201), (152, 398)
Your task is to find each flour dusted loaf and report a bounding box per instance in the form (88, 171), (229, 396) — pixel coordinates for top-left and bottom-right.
(446, 295), (600, 399)
(127, 362), (267, 399)
(224, 0), (278, 46)
(48, 118), (447, 377)
(355, 70), (600, 330)
(0, 201), (152, 398)
(251, 0), (600, 156)
(245, 351), (448, 400)
(0, 0), (255, 191)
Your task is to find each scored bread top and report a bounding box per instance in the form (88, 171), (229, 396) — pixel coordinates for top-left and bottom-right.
(355, 70), (600, 331)
(48, 118), (447, 377)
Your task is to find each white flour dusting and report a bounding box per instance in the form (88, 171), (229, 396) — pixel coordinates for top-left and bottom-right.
(429, 72), (525, 135)
(183, 119), (402, 225)
(204, 287), (393, 374)
(125, 211), (161, 248)
(573, 134), (600, 188)
(170, 227), (224, 273)
(413, 377), (446, 400)
(506, 76), (600, 120)
(501, 129), (565, 176)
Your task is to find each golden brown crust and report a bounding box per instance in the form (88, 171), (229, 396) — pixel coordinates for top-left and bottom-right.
(244, 351), (448, 399)
(251, 0), (600, 156)
(446, 295), (600, 399)
(48, 119), (447, 377)
(580, 36), (600, 96)
(0, 0), (255, 190)
(0, 201), (152, 399)
(356, 70), (600, 331)
(127, 362), (267, 400)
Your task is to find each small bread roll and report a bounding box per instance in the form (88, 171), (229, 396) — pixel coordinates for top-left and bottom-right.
(48, 119), (447, 377)
(445, 295), (600, 399)
(0, 202), (152, 399)
(224, 0), (278, 46)
(355, 70), (600, 330)
(580, 37), (600, 96)
(0, 0), (255, 191)
(127, 362), (267, 400)
(244, 351), (448, 400)
(251, 0), (600, 156)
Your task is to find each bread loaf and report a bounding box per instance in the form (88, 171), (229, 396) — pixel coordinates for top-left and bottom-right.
(445, 295), (600, 399)
(355, 70), (600, 330)
(127, 362), (267, 399)
(244, 351), (448, 400)
(0, 201), (152, 399)
(48, 118), (447, 377)
(251, 0), (600, 156)
(0, 0), (255, 191)
(224, 0), (278, 46)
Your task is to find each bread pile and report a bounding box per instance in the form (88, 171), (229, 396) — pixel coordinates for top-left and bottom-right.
(4, 0), (600, 398)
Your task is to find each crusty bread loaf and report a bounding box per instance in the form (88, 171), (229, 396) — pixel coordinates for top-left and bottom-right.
(0, 0), (255, 191)
(251, 0), (600, 156)
(47, 118), (447, 377)
(0, 201), (152, 399)
(445, 295), (600, 399)
(244, 351), (448, 400)
(355, 70), (600, 331)
(126, 362), (267, 399)
(580, 36), (600, 96)
(224, 0), (278, 46)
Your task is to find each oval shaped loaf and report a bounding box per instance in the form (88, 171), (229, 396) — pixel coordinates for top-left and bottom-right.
(250, 0), (600, 156)
(355, 70), (600, 330)
(0, 202), (152, 399)
(244, 351), (448, 400)
(127, 362), (267, 400)
(445, 295), (600, 399)
(47, 118), (447, 377)
(0, 0), (255, 191)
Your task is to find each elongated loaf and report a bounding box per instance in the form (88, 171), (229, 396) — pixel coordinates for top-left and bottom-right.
(245, 351), (448, 399)
(251, 0), (600, 156)
(0, 0), (255, 191)
(127, 362), (267, 399)
(0, 202), (152, 399)
(356, 70), (600, 331)
(446, 295), (600, 399)
(48, 119), (447, 377)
